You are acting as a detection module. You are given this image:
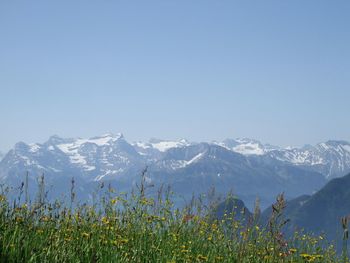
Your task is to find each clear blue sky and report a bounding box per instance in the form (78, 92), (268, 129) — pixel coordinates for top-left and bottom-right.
(0, 0), (349, 151)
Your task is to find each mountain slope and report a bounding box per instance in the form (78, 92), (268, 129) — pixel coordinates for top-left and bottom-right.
(215, 138), (279, 155)
(268, 141), (350, 179)
(2, 134), (348, 209)
(213, 197), (253, 223)
(260, 173), (350, 242)
(148, 143), (325, 209)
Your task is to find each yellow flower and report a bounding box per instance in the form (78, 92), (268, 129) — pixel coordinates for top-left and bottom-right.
(300, 253), (323, 262)
(15, 216), (24, 223)
(289, 248), (297, 253)
(82, 232), (90, 238)
(41, 216), (50, 222)
(101, 217), (109, 225)
(0, 195), (6, 202)
(120, 238), (129, 244)
(197, 254), (208, 261)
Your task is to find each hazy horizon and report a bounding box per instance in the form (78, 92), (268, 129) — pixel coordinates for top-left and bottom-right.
(1, 1), (349, 151)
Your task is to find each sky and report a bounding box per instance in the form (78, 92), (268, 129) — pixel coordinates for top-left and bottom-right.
(0, 0), (349, 152)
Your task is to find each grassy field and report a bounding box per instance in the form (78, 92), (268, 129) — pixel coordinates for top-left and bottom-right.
(0, 177), (346, 262)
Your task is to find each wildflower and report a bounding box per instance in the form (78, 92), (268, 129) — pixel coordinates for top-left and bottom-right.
(289, 248), (297, 253)
(101, 217), (109, 225)
(300, 253), (323, 262)
(15, 216), (24, 223)
(82, 232), (90, 238)
(197, 254), (208, 261)
(182, 214), (194, 223)
(112, 238), (129, 246)
(0, 195), (6, 202)
(41, 216), (50, 222)
(120, 238), (129, 244)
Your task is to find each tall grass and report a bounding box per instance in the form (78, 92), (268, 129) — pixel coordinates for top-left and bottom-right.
(0, 172), (344, 262)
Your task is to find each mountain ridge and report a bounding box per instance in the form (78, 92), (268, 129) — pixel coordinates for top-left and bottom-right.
(1, 133), (348, 209)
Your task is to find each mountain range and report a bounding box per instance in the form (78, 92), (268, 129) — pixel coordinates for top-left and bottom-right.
(1, 133), (350, 209)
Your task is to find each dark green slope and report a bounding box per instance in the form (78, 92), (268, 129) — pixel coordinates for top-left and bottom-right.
(214, 197), (253, 222)
(260, 173), (350, 242)
(288, 173), (350, 240)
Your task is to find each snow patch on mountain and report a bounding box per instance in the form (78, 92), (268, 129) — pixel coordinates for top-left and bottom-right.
(29, 144), (41, 153)
(268, 140), (350, 178)
(215, 138), (279, 156)
(133, 138), (191, 156)
(149, 138), (190, 152)
(2, 133), (350, 184)
(55, 133), (125, 171)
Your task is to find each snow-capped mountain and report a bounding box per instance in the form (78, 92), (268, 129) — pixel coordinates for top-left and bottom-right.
(0, 134), (145, 187)
(132, 138), (191, 160)
(267, 140), (350, 179)
(147, 143), (325, 208)
(214, 138), (280, 155)
(54, 133), (144, 181)
(0, 133), (349, 208)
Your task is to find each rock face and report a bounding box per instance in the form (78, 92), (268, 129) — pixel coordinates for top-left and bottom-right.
(2, 134), (349, 208)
